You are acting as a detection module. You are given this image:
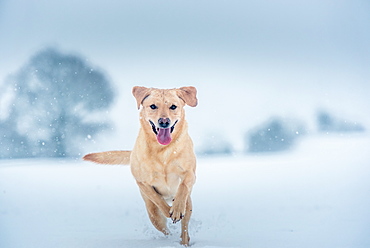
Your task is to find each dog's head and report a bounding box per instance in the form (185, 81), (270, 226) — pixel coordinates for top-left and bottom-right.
(132, 86), (197, 146)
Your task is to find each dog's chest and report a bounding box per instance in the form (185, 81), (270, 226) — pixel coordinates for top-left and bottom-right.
(151, 169), (181, 200)
(131, 141), (191, 199)
(150, 161), (182, 199)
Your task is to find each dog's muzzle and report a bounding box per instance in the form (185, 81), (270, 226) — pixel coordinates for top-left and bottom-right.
(149, 119), (178, 135)
(149, 119), (178, 145)
(158, 117), (171, 129)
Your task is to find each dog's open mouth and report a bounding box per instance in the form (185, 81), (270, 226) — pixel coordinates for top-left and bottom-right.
(149, 120), (178, 145)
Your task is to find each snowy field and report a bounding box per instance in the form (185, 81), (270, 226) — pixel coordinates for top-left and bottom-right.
(1, 135), (370, 248)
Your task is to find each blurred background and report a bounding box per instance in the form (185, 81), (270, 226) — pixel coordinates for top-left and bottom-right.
(1, 0), (369, 158)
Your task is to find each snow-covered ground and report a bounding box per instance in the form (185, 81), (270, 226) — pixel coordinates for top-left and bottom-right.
(1, 135), (370, 248)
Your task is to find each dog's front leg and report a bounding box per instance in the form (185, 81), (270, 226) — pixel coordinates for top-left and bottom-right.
(170, 172), (195, 223)
(137, 182), (171, 218)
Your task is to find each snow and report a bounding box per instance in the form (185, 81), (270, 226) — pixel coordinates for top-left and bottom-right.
(1, 135), (370, 248)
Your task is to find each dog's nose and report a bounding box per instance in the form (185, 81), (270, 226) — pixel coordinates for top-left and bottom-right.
(158, 118), (171, 128)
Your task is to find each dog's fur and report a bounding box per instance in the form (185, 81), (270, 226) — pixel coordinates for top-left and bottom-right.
(83, 86), (198, 246)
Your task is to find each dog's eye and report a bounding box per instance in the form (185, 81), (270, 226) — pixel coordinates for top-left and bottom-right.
(170, 105), (177, 110)
(150, 104), (157, 110)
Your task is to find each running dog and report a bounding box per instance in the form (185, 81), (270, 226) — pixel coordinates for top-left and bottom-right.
(83, 86), (198, 246)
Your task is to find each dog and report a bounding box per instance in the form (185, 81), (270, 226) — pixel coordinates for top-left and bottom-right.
(83, 86), (198, 246)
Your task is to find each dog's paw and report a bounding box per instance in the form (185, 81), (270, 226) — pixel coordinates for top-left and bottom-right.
(169, 200), (186, 223)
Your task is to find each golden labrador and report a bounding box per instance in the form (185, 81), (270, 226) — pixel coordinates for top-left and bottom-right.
(83, 86), (198, 246)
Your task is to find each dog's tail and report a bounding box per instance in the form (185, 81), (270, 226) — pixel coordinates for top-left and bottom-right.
(83, 151), (131, 165)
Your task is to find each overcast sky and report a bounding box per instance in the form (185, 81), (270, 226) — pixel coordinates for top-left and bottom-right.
(1, 0), (370, 151)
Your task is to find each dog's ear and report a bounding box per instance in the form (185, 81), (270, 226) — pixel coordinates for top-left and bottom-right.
(178, 86), (198, 107)
(132, 86), (151, 109)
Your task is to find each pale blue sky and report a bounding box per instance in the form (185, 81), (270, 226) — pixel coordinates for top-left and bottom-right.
(1, 0), (369, 77)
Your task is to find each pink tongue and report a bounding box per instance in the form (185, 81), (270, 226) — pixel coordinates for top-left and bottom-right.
(157, 128), (172, 145)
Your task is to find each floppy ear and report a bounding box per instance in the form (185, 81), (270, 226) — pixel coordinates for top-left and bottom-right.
(132, 86), (150, 109)
(178, 86), (198, 107)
